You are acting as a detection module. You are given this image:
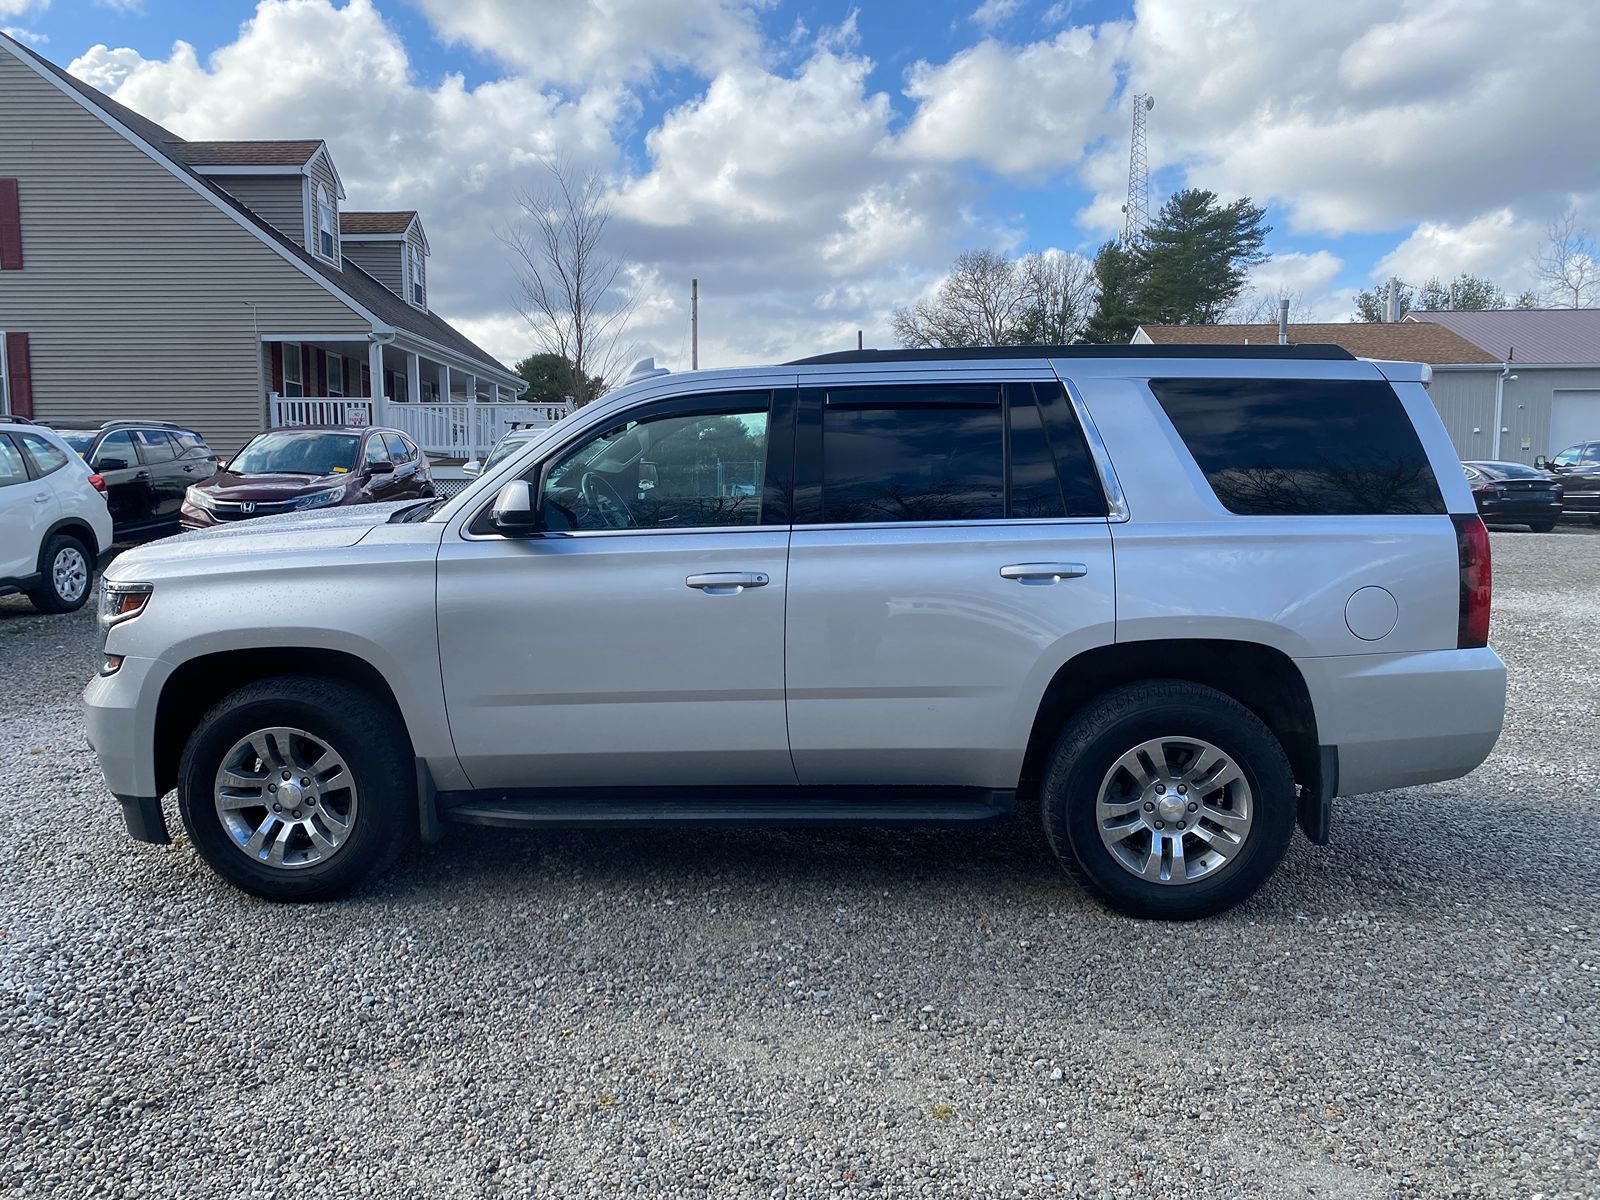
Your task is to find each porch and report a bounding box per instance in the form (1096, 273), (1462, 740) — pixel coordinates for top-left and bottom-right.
(261, 334), (569, 460)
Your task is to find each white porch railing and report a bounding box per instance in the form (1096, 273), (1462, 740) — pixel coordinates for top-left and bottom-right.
(269, 396), (571, 458)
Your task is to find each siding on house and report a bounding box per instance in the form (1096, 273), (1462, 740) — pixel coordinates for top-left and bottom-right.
(211, 175), (307, 249)
(343, 240), (403, 296)
(1506, 368), (1599, 462)
(1428, 367), (1502, 462)
(0, 48), (369, 451)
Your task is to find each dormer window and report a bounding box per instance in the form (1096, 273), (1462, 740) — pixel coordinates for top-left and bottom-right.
(316, 184), (337, 261)
(409, 242), (425, 306)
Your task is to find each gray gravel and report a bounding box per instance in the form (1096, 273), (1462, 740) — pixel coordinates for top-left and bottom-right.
(2, 526), (1598, 1199)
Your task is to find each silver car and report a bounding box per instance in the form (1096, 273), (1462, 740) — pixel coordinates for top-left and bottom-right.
(84, 345), (1506, 919)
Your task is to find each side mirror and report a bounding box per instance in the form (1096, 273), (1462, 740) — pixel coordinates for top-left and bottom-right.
(1533, 455), (1549, 469)
(96, 456), (130, 471)
(462, 459), (482, 477)
(365, 460), (394, 476)
(491, 479), (542, 535)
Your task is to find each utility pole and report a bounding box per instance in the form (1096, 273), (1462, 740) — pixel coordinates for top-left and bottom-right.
(691, 278), (699, 370)
(1120, 93), (1154, 248)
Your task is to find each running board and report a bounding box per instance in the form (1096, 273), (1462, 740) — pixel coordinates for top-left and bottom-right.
(436, 786), (1015, 830)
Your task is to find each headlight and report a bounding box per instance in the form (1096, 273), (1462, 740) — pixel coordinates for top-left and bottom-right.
(184, 486), (215, 511)
(294, 485), (347, 511)
(100, 581), (153, 627)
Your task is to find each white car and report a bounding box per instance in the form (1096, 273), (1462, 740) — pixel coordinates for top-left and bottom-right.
(0, 417), (114, 613)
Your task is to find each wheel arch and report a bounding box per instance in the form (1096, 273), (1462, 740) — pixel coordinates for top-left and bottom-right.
(38, 515), (103, 564)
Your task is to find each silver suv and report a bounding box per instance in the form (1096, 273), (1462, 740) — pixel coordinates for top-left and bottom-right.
(84, 346), (1507, 919)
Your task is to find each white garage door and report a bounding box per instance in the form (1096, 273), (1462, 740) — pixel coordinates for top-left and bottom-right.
(1551, 390), (1600, 455)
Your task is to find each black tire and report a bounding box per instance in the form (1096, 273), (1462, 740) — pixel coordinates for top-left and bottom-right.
(1529, 520), (1557, 533)
(1041, 680), (1296, 920)
(25, 532), (95, 614)
(176, 675), (415, 901)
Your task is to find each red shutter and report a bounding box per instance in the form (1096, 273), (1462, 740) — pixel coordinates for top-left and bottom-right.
(269, 343), (283, 393)
(0, 179), (22, 271)
(5, 332), (33, 418)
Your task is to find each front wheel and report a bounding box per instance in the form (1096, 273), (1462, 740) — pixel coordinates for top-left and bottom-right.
(1042, 681), (1296, 920)
(176, 676), (415, 901)
(1528, 520), (1557, 533)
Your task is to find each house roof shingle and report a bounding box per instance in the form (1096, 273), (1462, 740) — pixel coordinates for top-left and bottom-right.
(1404, 309), (1600, 365)
(0, 33), (516, 385)
(1136, 321), (1500, 366)
(341, 211), (418, 236)
(172, 140), (323, 167)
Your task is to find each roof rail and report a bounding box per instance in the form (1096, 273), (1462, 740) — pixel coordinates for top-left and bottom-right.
(0, 414), (38, 425)
(98, 419), (191, 431)
(785, 344), (1357, 365)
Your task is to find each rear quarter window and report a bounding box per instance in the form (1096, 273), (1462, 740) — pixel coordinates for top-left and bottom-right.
(1149, 378), (1446, 516)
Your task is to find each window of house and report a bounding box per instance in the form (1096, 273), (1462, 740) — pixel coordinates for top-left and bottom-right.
(1150, 378), (1446, 516)
(316, 185), (337, 260)
(325, 354), (344, 397)
(282, 343), (304, 398)
(409, 243), (425, 306)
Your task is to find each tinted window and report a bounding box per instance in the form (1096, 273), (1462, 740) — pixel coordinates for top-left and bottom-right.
(1023, 382), (1109, 518)
(542, 400), (771, 531)
(383, 432), (415, 463)
(18, 432), (68, 476)
(822, 386), (1004, 524)
(174, 431), (211, 458)
(93, 430), (137, 470)
(1150, 378), (1446, 516)
(1473, 462), (1544, 480)
(363, 434), (392, 468)
(1586, 443), (1600, 463)
(134, 429), (178, 464)
(0, 435), (28, 486)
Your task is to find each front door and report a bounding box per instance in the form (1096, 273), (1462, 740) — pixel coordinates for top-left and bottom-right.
(91, 429), (151, 532)
(784, 378), (1117, 788)
(437, 387), (796, 789)
(0, 434), (53, 581)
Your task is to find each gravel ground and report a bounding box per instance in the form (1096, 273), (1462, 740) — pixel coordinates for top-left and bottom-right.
(2, 526), (1597, 1199)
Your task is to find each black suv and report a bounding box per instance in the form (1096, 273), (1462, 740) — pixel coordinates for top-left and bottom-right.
(51, 421), (221, 540)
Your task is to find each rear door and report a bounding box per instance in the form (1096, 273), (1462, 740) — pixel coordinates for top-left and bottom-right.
(132, 429), (187, 525)
(784, 375), (1116, 789)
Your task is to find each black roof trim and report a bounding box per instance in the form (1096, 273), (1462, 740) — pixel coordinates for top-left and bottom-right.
(786, 344), (1357, 365)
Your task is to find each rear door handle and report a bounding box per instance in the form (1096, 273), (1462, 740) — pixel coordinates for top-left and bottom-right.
(33, 492), (50, 504)
(134, 470), (151, 480)
(686, 571), (770, 595)
(1000, 562), (1087, 584)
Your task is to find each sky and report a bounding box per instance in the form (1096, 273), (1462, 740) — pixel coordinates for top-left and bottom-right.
(3, 0), (1598, 373)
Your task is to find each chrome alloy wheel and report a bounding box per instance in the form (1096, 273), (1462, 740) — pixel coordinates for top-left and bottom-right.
(52, 545), (89, 604)
(213, 727), (359, 870)
(1096, 736), (1254, 885)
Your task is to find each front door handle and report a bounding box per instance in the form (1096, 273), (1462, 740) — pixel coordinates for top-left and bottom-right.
(686, 571), (770, 595)
(1000, 562), (1087, 585)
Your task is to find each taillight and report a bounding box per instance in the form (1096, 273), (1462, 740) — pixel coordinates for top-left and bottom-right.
(87, 473), (107, 495)
(1452, 513), (1491, 649)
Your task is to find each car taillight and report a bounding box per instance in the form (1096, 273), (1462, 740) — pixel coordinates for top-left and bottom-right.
(1452, 513), (1491, 649)
(87, 473), (107, 495)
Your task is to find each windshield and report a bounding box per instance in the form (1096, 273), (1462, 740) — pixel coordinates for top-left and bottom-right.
(483, 433), (536, 473)
(229, 432), (360, 477)
(58, 431), (97, 456)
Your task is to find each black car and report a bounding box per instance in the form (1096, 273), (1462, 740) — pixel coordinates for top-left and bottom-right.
(1462, 460), (1564, 531)
(1535, 442), (1600, 520)
(51, 421), (221, 539)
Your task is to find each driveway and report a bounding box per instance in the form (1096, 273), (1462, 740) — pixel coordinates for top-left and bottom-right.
(1, 529), (1596, 1199)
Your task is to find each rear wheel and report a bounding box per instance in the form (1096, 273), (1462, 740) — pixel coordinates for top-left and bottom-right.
(1041, 680), (1296, 920)
(177, 676), (415, 901)
(26, 533), (93, 613)
(1529, 520), (1557, 533)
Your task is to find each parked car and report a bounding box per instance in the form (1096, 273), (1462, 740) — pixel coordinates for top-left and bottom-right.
(1461, 461), (1564, 531)
(462, 426), (545, 478)
(180, 426), (433, 530)
(1534, 442), (1600, 521)
(85, 345), (1507, 920)
(0, 417), (113, 613)
(51, 420), (221, 541)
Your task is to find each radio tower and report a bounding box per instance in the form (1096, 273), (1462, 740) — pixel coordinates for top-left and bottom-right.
(1120, 93), (1155, 247)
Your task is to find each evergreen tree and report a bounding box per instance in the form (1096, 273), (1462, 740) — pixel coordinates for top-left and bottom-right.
(1134, 189), (1270, 324)
(1080, 241), (1143, 343)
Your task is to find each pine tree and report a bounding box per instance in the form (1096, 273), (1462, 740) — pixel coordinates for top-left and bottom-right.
(1135, 189), (1270, 324)
(1080, 241), (1143, 344)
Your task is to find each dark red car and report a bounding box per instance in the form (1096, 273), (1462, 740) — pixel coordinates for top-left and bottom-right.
(180, 426), (433, 530)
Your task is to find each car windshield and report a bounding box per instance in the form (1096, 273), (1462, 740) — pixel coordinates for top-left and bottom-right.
(57, 430), (97, 456)
(229, 432), (360, 477)
(483, 433), (536, 473)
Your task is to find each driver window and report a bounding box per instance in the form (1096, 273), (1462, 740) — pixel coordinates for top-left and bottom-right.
(542, 401), (770, 531)
(93, 430), (137, 471)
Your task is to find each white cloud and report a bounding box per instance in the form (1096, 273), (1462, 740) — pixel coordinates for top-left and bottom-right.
(1374, 209), (1544, 292)
(969, 0), (1021, 31)
(92, 0), (143, 11)
(2, 24), (46, 43)
(0, 0), (47, 15)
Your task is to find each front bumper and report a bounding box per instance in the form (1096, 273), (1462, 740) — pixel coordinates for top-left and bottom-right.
(1298, 646), (1507, 796)
(84, 653), (172, 834)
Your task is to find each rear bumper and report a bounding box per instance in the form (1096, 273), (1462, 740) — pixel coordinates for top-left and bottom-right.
(1477, 497), (1561, 522)
(1297, 647), (1506, 796)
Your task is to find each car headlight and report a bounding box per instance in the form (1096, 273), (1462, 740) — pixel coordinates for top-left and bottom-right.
(100, 580), (153, 627)
(294, 485), (347, 511)
(184, 486), (215, 511)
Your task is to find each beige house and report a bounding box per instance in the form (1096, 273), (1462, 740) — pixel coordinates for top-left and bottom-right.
(0, 33), (561, 455)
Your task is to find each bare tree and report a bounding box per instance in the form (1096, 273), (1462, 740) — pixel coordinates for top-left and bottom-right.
(890, 249), (1029, 347)
(1014, 250), (1096, 343)
(501, 160), (637, 406)
(1534, 208), (1599, 308)
(1230, 287), (1310, 325)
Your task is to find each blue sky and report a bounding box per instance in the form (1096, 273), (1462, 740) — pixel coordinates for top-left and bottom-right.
(6, 1), (1596, 364)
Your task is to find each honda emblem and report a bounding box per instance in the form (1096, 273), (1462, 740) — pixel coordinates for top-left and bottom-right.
(241, 501), (256, 514)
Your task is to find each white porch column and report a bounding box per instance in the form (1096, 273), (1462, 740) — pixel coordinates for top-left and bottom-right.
(439, 363), (452, 455)
(368, 340), (387, 426)
(466, 373), (479, 459)
(406, 352), (421, 405)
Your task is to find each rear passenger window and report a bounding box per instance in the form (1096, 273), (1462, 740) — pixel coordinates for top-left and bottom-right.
(1150, 378), (1446, 516)
(821, 387), (1003, 523)
(18, 432), (68, 476)
(1013, 382), (1110, 519)
(0, 436), (28, 486)
(133, 429), (178, 464)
